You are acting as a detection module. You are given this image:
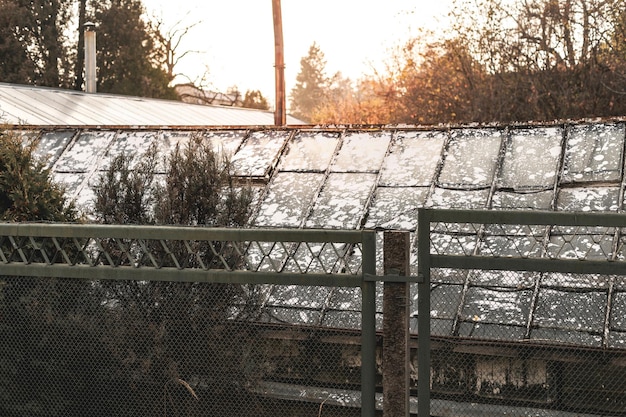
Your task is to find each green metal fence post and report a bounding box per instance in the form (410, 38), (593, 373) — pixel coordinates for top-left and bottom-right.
(417, 209), (431, 416)
(361, 230), (377, 417)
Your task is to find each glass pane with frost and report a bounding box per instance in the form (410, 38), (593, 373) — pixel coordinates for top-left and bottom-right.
(364, 186), (428, 230)
(52, 172), (86, 200)
(427, 188), (490, 209)
(231, 130), (290, 177)
(278, 131), (339, 172)
(254, 172), (325, 227)
(54, 130), (117, 172)
(562, 123), (624, 183)
(34, 130), (75, 169)
(557, 187), (620, 212)
(379, 130), (446, 186)
(438, 129), (502, 188)
(498, 127), (562, 189)
(305, 173), (377, 229)
(555, 187), (620, 233)
(100, 130), (159, 171)
(331, 131), (391, 172)
(201, 130), (247, 158)
(491, 190), (554, 210)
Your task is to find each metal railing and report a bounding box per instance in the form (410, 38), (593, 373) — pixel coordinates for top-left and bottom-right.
(3, 210), (626, 417)
(417, 208), (626, 417)
(0, 223), (378, 417)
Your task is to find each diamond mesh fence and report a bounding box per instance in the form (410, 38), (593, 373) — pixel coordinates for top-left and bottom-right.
(0, 225), (372, 417)
(421, 209), (626, 417)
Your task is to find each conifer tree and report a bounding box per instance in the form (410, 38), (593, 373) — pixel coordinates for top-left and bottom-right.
(289, 42), (330, 122)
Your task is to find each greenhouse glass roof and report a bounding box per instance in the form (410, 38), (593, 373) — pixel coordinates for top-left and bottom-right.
(12, 121), (626, 349)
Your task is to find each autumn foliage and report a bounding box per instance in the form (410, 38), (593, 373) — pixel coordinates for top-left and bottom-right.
(291, 0), (626, 125)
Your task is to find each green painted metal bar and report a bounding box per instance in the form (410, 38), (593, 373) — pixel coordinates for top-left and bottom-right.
(361, 230), (377, 417)
(363, 273), (423, 283)
(424, 208), (626, 227)
(0, 223), (365, 243)
(0, 263), (365, 286)
(417, 209), (431, 416)
(431, 255), (626, 276)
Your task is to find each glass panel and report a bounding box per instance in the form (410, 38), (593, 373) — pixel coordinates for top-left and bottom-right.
(427, 188), (489, 209)
(33, 130), (75, 169)
(480, 235), (544, 258)
(100, 130), (159, 171)
(379, 130), (446, 186)
(431, 284), (463, 322)
(161, 130), (193, 154)
(231, 130), (290, 177)
(533, 288), (606, 333)
(611, 292), (626, 331)
(54, 130), (117, 172)
(555, 187), (620, 234)
(331, 131), (391, 172)
(461, 287), (532, 326)
(278, 131), (339, 172)
(491, 190), (554, 210)
(562, 123), (624, 183)
(556, 187), (620, 212)
(254, 172), (325, 227)
(541, 273), (609, 290)
(469, 270), (537, 288)
(430, 233), (478, 256)
(52, 172), (86, 200)
(364, 187), (428, 230)
(438, 129), (502, 188)
(305, 173), (377, 229)
(201, 130), (247, 158)
(498, 127), (562, 189)
(547, 233), (615, 260)
(457, 323), (527, 340)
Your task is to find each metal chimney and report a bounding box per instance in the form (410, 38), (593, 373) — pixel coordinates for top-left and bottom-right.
(84, 22), (97, 93)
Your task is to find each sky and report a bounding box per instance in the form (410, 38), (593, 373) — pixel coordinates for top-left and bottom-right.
(140, 0), (454, 106)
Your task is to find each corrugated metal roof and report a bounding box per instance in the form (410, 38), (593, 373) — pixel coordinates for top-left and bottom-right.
(0, 82), (303, 126)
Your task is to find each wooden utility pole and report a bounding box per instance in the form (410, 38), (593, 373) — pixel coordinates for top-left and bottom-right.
(383, 231), (411, 417)
(272, 0), (286, 126)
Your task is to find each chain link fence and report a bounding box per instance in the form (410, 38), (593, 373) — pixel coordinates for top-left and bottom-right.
(3, 210), (626, 417)
(419, 208), (626, 417)
(0, 224), (375, 417)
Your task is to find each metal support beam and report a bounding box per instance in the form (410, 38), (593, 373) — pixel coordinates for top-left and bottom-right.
(417, 211), (432, 416)
(361, 231), (377, 417)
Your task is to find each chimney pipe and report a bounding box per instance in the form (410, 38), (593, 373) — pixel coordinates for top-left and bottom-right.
(84, 22), (97, 93)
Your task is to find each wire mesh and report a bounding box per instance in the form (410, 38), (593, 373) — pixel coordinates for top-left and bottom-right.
(0, 276), (366, 417)
(0, 225), (371, 417)
(422, 209), (626, 417)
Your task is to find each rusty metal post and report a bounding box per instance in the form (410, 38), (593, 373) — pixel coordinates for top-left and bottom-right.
(271, 0), (286, 126)
(383, 231), (411, 417)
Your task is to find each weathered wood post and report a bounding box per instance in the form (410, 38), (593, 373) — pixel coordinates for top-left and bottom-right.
(383, 231), (411, 417)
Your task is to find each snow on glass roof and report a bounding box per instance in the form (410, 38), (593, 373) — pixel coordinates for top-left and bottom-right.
(12, 121), (626, 349)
